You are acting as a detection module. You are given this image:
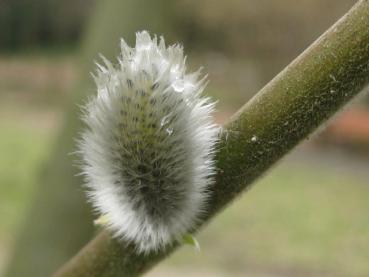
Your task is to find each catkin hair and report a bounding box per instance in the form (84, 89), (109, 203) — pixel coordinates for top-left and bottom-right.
(78, 31), (218, 253)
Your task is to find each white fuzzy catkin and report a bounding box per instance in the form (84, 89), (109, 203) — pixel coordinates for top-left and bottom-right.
(78, 31), (218, 253)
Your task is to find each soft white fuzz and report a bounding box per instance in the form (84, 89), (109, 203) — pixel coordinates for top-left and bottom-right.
(78, 31), (218, 254)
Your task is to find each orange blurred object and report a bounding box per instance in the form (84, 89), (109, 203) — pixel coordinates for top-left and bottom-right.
(323, 108), (369, 145)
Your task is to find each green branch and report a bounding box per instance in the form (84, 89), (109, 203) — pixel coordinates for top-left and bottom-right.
(54, 1), (369, 276)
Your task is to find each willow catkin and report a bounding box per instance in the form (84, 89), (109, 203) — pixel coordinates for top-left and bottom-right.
(78, 31), (218, 254)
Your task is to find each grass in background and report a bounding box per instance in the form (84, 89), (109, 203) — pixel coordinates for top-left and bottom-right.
(0, 121), (48, 234)
(0, 53), (68, 274)
(151, 160), (369, 276)
(0, 53), (72, 238)
(0, 107), (57, 273)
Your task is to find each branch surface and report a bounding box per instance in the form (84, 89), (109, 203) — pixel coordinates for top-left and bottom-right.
(55, 1), (369, 276)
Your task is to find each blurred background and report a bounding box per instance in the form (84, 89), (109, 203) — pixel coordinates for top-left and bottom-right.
(1, 0), (369, 276)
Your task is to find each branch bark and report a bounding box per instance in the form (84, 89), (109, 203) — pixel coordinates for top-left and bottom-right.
(54, 0), (369, 276)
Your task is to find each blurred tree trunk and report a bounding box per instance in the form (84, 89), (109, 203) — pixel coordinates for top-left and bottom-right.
(5, 1), (175, 276)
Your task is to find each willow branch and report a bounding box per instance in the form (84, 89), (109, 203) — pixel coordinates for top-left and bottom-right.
(54, 1), (369, 276)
